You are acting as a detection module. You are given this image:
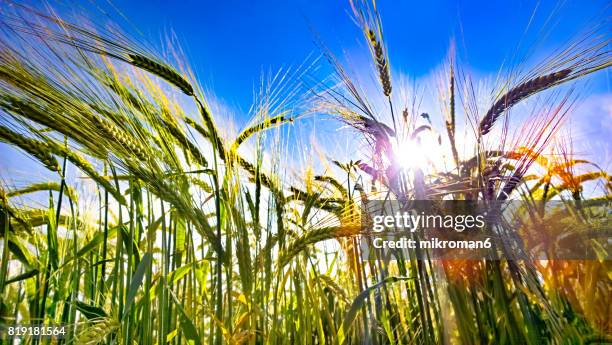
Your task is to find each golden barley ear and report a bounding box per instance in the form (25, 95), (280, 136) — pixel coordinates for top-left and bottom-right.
(479, 69), (572, 135)
(128, 54), (194, 96)
(0, 125), (60, 172)
(7, 182), (77, 203)
(368, 29), (392, 97)
(446, 62), (460, 167)
(45, 141), (127, 205)
(76, 318), (120, 345)
(161, 118), (208, 166)
(233, 114), (294, 148)
(90, 115), (148, 162)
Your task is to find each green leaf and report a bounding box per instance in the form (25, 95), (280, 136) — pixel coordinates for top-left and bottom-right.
(168, 285), (202, 345)
(7, 238), (36, 267)
(57, 228), (118, 269)
(0, 210), (9, 290)
(122, 252), (152, 320)
(175, 216), (186, 254)
(5, 269), (39, 285)
(168, 264), (192, 285)
(337, 276), (413, 345)
(120, 225), (141, 265)
(77, 228), (118, 259)
(75, 300), (108, 319)
(46, 193), (59, 269)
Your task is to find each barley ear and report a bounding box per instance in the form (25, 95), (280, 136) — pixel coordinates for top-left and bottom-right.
(0, 125), (60, 172)
(480, 69), (572, 135)
(446, 62), (460, 166)
(128, 54), (194, 96)
(368, 30), (392, 97)
(91, 116), (148, 161)
(76, 318), (120, 345)
(46, 142), (127, 205)
(279, 226), (357, 267)
(233, 114), (294, 149)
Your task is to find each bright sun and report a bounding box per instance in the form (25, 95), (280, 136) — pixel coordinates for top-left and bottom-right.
(393, 139), (427, 170)
(392, 131), (447, 173)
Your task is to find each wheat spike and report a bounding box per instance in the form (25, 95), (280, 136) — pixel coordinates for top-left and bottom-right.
(149, 179), (225, 259)
(368, 30), (392, 97)
(161, 119), (208, 166)
(76, 318), (120, 345)
(45, 141), (127, 205)
(7, 182), (77, 202)
(279, 225), (358, 267)
(234, 114), (293, 148)
(480, 69), (572, 135)
(91, 116), (148, 161)
(446, 62), (460, 166)
(0, 125), (60, 171)
(128, 54), (194, 96)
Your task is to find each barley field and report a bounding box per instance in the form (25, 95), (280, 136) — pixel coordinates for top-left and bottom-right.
(0, 1), (610, 344)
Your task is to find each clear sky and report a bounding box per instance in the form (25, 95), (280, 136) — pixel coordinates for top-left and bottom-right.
(104, 0), (610, 112)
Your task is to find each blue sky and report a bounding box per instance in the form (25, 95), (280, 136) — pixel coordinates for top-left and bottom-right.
(106, 0), (610, 114)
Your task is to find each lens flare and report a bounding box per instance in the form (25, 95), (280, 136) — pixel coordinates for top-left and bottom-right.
(393, 139), (427, 170)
